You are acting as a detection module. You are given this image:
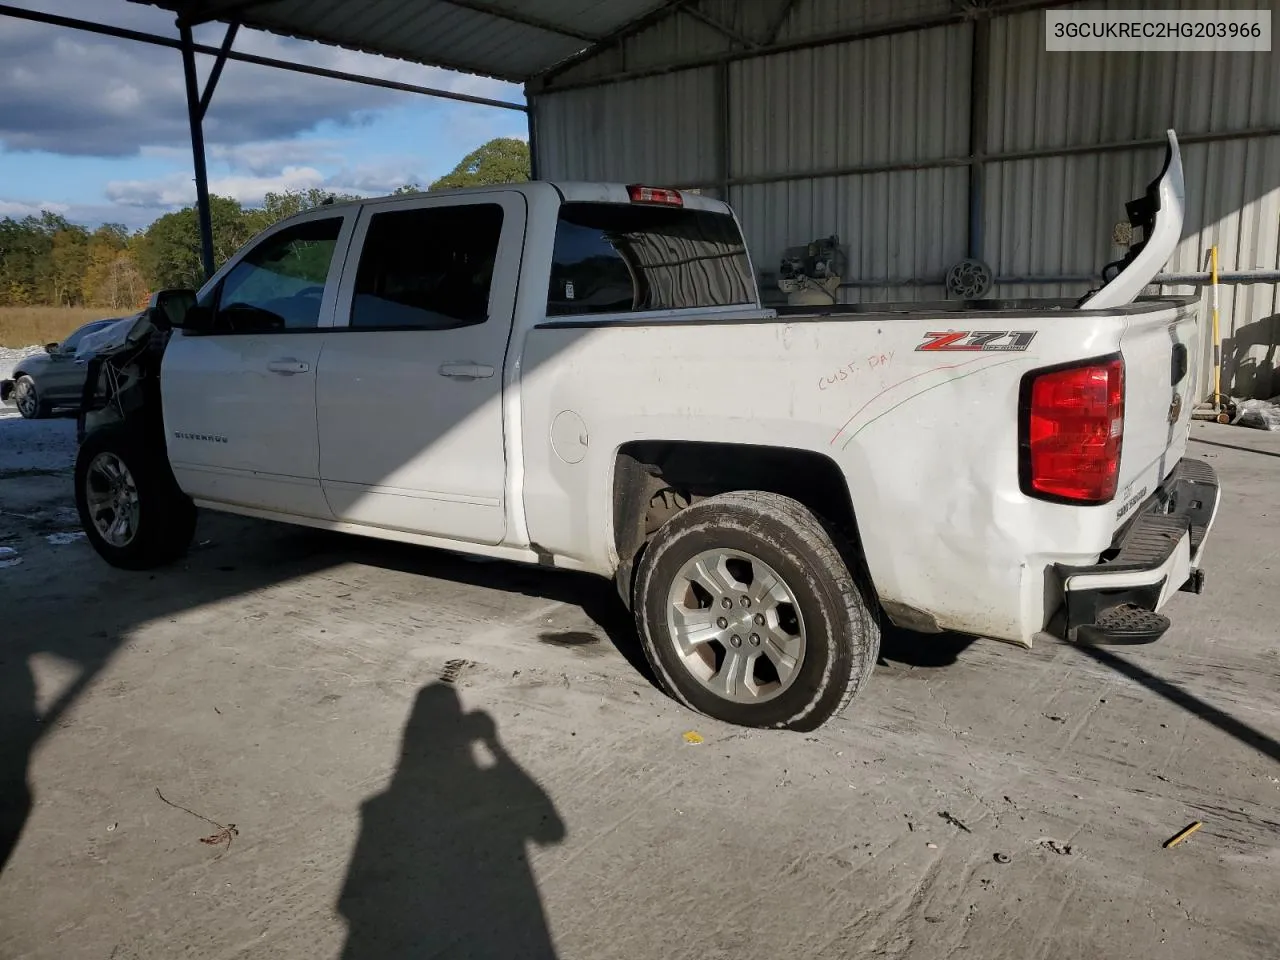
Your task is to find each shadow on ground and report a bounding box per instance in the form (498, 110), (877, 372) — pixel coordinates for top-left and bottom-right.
(325, 531), (650, 684)
(1068, 642), (1280, 765)
(1190, 434), (1280, 460)
(0, 515), (636, 877)
(1223, 312), (1279, 401)
(878, 623), (976, 668)
(338, 681), (565, 959)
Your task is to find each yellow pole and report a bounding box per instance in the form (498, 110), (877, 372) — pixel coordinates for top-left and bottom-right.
(1210, 245), (1221, 411)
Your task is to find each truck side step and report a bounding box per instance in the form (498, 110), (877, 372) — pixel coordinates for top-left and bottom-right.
(1076, 603), (1171, 645)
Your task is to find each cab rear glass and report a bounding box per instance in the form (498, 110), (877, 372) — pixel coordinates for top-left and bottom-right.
(546, 202), (754, 316)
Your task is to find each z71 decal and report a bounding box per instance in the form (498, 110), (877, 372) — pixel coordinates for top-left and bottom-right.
(915, 330), (1038, 352)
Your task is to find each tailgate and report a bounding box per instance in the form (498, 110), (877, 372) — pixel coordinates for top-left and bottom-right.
(1113, 299), (1201, 522)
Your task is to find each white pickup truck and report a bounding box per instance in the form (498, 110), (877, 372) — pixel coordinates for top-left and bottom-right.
(74, 131), (1219, 731)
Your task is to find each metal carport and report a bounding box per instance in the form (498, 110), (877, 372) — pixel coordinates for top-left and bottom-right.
(0, 0), (709, 276)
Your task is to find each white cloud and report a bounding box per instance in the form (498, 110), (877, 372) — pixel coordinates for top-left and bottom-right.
(0, 1), (528, 227)
(326, 162), (424, 194)
(144, 139), (353, 174)
(106, 166), (329, 207)
(212, 166), (328, 204)
(104, 174), (197, 208)
(0, 198), (69, 217)
(0, 1), (524, 157)
(213, 139), (350, 175)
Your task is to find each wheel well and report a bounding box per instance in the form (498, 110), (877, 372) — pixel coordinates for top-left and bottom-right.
(612, 441), (861, 606)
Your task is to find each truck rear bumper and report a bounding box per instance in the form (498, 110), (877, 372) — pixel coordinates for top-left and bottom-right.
(1055, 458), (1219, 643)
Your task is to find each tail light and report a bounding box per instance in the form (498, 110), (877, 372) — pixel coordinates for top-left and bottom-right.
(627, 184), (683, 206)
(1020, 356), (1124, 504)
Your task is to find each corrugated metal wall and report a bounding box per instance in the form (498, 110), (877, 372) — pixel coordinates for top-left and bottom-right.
(728, 24), (971, 303)
(985, 4), (1280, 397)
(534, 68), (720, 187)
(533, 0), (1280, 398)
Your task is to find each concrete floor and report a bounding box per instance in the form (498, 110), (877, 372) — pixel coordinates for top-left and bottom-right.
(1, 420), (1278, 960)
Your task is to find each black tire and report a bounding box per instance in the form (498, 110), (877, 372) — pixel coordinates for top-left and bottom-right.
(75, 424), (196, 570)
(633, 490), (880, 732)
(12, 375), (47, 419)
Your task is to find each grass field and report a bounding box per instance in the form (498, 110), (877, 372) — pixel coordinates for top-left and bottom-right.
(0, 307), (111, 348)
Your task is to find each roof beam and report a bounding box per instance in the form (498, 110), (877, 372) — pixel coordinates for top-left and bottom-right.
(436, 0), (603, 43)
(765, 0), (798, 44)
(536, 0), (695, 85)
(175, 0), (276, 27)
(537, 0), (1075, 93)
(0, 3), (528, 110)
(197, 20), (239, 119)
(179, 21), (216, 278)
(681, 4), (759, 49)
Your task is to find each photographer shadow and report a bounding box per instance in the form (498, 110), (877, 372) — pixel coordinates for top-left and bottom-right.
(338, 682), (565, 960)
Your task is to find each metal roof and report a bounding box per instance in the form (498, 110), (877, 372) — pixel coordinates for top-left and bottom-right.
(131, 0), (681, 83)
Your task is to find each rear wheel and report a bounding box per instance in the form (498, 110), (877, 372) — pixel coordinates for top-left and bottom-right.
(633, 490), (879, 731)
(75, 424), (196, 569)
(12, 375), (46, 419)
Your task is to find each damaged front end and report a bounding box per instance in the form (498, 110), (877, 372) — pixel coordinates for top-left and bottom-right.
(76, 290), (192, 445)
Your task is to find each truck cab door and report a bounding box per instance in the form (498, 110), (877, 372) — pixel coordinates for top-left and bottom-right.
(316, 192), (525, 545)
(161, 210), (355, 518)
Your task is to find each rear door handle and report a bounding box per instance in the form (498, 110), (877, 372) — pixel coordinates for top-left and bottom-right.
(267, 358), (310, 375)
(1171, 343), (1188, 385)
(439, 362), (495, 380)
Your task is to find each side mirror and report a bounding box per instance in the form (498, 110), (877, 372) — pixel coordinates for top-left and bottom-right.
(44, 342), (59, 354)
(147, 288), (197, 330)
(178, 304), (214, 333)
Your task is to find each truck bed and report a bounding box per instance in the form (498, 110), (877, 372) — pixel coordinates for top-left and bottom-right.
(521, 293), (1203, 645)
(773, 295), (1196, 319)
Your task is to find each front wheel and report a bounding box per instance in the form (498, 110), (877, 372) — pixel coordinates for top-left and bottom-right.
(12, 375), (46, 419)
(75, 424), (196, 569)
(633, 490), (880, 731)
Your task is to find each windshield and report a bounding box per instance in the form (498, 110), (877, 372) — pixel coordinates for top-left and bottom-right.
(61, 320), (115, 351)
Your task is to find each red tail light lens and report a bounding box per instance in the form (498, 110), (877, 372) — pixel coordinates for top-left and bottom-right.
(1021, 356), (1124, 503)
(627, 184), (683, 206)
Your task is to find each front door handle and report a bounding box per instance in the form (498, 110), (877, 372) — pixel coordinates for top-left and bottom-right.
(267, 358), (310, 375)
(439, 362), (495, 380)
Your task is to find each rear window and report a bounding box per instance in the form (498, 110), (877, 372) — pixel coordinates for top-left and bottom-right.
(546, 202), (754, 316)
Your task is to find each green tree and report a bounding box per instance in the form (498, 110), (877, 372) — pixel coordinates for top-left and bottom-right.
(139, 195), (259, 290)
(428, 138), (530, 191)
(0, 138), (536, 306)
(83, 224), (145, 309)
(50, 221), (91, 306)
(0, 212), (89, 306)
(246, 187), (362, 234)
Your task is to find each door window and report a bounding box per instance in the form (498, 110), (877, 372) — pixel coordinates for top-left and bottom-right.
(212, 218), (342, 333)
(350, 204), (504, 330)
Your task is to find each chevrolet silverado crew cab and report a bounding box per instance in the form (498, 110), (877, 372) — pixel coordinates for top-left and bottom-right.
(74, 130), (1219, 731)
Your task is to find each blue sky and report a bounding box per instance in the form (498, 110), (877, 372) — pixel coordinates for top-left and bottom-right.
(0, 0), (529, 229)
